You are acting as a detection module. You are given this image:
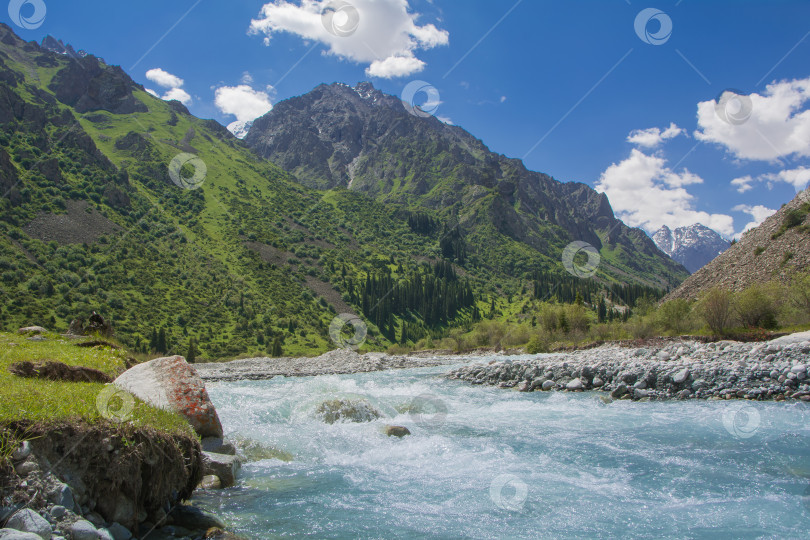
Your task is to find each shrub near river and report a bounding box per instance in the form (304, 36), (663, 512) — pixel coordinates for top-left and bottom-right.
(393, 273), (810, 354)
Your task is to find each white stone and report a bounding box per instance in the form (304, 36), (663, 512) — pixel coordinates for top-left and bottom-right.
(673, 368), (690, 384)
(5, 510), (51, 539)
(67, 520), (98, 540)
(0, 529), (45, 540)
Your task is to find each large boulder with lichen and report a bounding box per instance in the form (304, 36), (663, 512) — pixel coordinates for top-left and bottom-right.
(113, 356), (223, 438)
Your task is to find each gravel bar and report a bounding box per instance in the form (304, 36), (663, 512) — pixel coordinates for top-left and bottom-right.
(447, 331), (810, 401)
(194, 348), (456, 381)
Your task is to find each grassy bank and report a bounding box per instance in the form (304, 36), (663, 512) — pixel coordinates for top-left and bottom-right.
(0, 331), (193, 471)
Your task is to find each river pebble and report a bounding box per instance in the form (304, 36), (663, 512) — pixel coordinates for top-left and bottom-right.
(448, 334), (810, 401)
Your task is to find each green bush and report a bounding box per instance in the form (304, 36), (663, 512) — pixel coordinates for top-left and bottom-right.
(697, 288), (734, 335)
(734, 283), (780, 329)
(627, 315), (655, 339)
(525, 334), (549, 354)
(656, 299), (693, 334)
(789, 273), (810, 321)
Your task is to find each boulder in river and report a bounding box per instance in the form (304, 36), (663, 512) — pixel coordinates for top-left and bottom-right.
(168, 505), (225, 531)
(384, 425), (411, 437)
(198, 475), (222, 490)
(315, 398), (382, 424)
(113, 355), (223, 438)
(201, 437), (236, 456)
(610, 383), (628, 399)
(201, 452), (241, 488)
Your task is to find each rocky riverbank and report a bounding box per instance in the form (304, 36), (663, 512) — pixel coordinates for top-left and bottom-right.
(447, 331), (810, 401)
(194, 348), (456, 382)
(1, 348), (242, 540)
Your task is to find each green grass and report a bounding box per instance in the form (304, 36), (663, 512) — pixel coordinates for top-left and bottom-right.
(0, 332), (192, 435)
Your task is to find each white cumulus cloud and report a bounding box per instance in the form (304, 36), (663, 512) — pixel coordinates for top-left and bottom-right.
(595, 148), (734, 237)
(729, 167), (810, 194)
(761, 166), (810, 192)
(695, 77), (810, 161)
(627, 122), (684, 148)
(730, 175), (755, 193)
(162, 88), (192, 106)
(145, 68), (184, 89)
(215, 85), (274, 122)
(249, 0), (449, 78)
(145, 68), (192, 105)
(732, 204), (777, 239)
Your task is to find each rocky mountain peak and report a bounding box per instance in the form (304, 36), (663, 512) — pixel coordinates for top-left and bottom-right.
(352, 81), (379, 99)
(41, 35), (86, 58)
(652, 223), (729, 273)
(666, 191), (810, 300)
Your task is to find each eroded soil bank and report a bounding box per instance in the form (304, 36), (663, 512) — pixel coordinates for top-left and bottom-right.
(1, 420), (210, 538)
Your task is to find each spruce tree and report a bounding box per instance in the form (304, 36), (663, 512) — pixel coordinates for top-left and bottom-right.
(157, 328), (167, 354)
(271, 336), (283, 357)
(186, 338), (197, 363)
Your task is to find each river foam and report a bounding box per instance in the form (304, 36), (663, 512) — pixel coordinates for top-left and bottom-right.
(193, 359), (810, 539)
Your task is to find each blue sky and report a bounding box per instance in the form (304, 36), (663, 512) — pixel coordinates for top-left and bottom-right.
(6, 0), (810, 238)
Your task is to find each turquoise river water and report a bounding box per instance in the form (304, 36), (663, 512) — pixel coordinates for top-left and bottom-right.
(193, 357), (810, 539)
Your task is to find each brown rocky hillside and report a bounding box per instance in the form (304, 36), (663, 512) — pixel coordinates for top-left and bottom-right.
(665, 190), (810, 300)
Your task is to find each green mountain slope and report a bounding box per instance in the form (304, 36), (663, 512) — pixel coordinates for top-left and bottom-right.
(0, 25), (685, 358)
(245, 82), (689, 290)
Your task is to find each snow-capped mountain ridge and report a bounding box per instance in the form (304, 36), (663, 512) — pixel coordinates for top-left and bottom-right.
(652, 224), (731, 274)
